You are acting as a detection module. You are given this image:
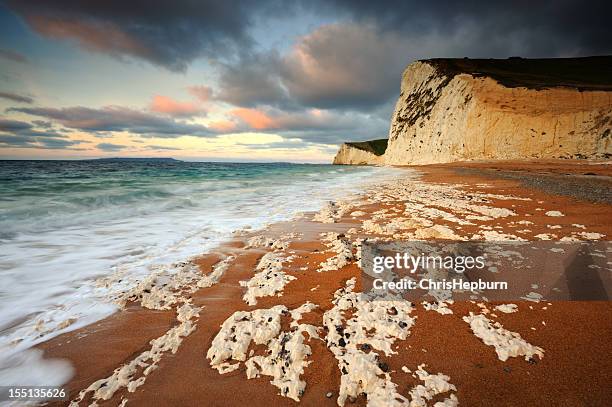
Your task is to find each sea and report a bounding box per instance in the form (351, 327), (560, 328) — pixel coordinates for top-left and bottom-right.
(0, 159), (400, 385)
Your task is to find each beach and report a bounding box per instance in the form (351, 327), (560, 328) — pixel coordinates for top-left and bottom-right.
(1, 3), (611, 406)
(26, 160), (611, 406)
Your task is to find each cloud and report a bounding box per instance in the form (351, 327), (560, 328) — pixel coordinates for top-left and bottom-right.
(96, 142), (125, 152)
(7, 0), (611, 75)
(236, 138), (313, 151)
(227, 106), (390, 144)
(210, 2), (612, 113)
(0, 119), (33, 132)
(149, 95), (204, 117)
(231, 108), (276, 130)
(279, 23), (409, 110)
(187, 86), (213, 103)
(10, 105), (216, 137)
(0, 92), (34, 104)
(209, 24), (408, 110)
(147, 145), (182, 151)
(7, 0), (263, 71)
(0, 118), (64, 137)
(314, 0), (612, 57)
(0, 118), (82, 149)
(214, 51), (289, 107)
(0, 48), (28, 64)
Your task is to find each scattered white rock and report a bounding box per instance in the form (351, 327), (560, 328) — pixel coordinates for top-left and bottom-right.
(521, 292), (543, 303)
(494, 304), (518, 314)
(422, 300), (454, 315)
(576, 232), (605, 240)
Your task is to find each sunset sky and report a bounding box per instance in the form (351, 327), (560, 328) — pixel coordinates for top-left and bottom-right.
(1, 0), (610, 162)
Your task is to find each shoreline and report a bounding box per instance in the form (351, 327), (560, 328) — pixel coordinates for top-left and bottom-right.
(35, 160), (612, 406)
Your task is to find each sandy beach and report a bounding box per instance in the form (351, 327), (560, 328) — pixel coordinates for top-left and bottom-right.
(36, 160), (611, 407)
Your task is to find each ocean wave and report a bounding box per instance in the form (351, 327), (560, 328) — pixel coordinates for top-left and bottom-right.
(0, 161), (403, 385)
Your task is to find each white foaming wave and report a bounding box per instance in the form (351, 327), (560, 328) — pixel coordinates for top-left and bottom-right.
(0, 166), (403, 386)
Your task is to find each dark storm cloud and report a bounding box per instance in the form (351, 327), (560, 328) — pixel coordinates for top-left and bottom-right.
(210, 24), (410, 111)
(213, 0), (612, 112)
(9, 106), (216, 138)
(214, 51), (290, 108)
(316, 0), (612, 57)
(6, 0), (275, 72)
(10, 0), (610, 71)
(0, 92), (34, 104)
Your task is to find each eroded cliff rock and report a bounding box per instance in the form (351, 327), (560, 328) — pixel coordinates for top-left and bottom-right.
(384, 57), (612, 165)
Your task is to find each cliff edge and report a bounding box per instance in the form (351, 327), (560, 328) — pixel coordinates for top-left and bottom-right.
(386, 56), (612, 165)
(334, 56), (612, 165)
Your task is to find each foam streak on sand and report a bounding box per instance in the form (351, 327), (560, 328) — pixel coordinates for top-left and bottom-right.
(68, 256), (239, 405)
(241, 252), (296, 305)
(71, 302), (200, 405)
(318, 232), (357, 272)
(207, 303), (320, 401)
(463, 312), (544, 362)
(322, 279), (458, 406)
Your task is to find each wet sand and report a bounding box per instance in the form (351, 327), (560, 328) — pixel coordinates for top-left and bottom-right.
(37, 160), (611, 406)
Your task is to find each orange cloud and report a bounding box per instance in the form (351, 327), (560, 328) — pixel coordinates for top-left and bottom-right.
(208, 120), (237, 132)
(231, 108), (277, 130)
(150, 95), (203, 117)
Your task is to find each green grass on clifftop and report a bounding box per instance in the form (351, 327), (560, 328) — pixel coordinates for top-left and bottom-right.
(345, 139), (388, 156)
(428, 56), (612, 91)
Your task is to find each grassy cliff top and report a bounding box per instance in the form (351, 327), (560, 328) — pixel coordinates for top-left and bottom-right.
(345, 139), (388, 156)
(426, 56), (612, 91)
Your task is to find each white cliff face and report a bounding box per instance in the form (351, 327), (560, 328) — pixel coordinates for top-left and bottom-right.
(384, 61), (612, 165)
(333, 143), (385, 165)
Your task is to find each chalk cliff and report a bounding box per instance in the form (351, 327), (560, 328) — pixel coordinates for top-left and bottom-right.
(332, 139), (387, 165)
(334, 56), (612, 165)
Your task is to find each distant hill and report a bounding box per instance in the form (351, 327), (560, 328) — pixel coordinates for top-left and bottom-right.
(89, 157), (181, 162)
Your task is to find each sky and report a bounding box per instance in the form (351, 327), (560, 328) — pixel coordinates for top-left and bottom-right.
(0, 1), (610, 162)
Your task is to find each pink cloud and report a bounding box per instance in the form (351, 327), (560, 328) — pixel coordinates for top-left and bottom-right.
(231, 108), (277, 130)
(150, 95), (204, 117)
